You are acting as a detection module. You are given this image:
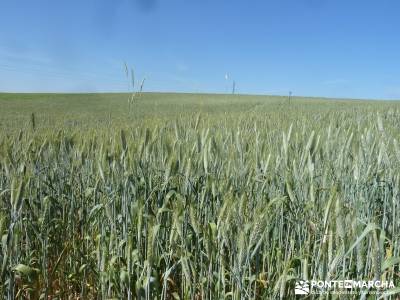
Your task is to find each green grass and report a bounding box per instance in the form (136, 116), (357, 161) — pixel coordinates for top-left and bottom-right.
(0, 92), (395, 130)
(1, 92), (400, 299)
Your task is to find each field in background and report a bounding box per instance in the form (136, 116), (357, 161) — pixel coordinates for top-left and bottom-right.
(1, 92), (397, 131)
(1, 93), (400, 299)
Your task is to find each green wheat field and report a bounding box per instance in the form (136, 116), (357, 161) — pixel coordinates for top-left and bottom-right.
(1, 92), (400, 299)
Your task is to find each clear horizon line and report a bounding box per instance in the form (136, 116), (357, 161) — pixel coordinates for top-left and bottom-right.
(0, 89), (398, 102)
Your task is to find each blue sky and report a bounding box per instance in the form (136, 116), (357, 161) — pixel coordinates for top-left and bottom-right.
(1, 0), (400, 99)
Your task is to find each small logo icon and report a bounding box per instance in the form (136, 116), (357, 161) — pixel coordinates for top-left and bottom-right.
(295, 280), (310, 295)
